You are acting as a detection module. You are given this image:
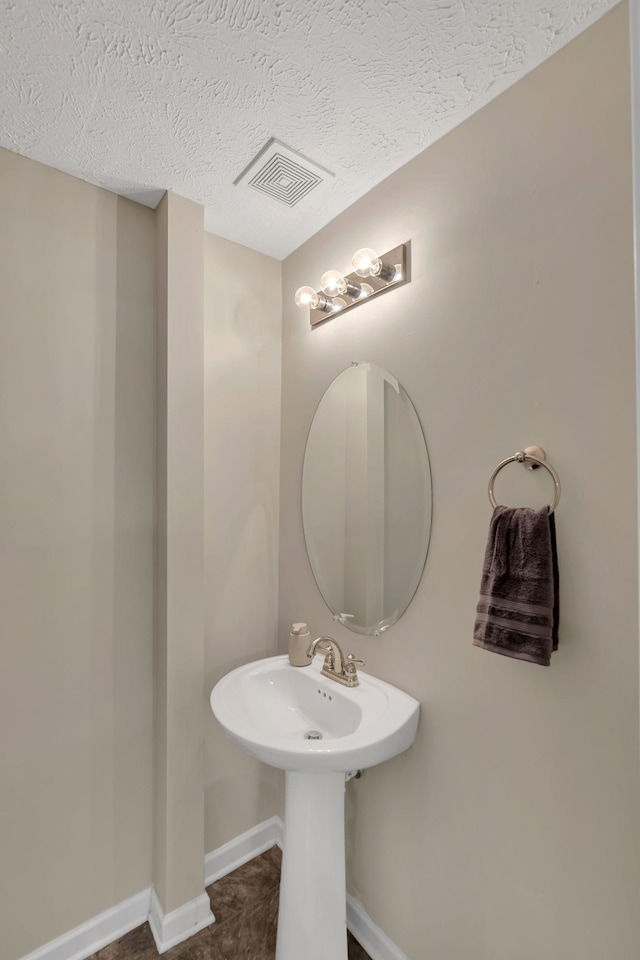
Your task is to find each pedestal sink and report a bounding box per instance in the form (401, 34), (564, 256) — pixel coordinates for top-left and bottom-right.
(210, 654), (419, 960)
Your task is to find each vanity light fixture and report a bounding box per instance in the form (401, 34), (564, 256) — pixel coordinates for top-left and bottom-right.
(294, 242), (410, 326)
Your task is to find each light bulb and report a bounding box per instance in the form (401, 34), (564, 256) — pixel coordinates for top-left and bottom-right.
(352, 247), (380, 278)
(321, 269), (363, 300)
(320, 270), (347, 297)
(294, 285), (335, 313)
(295, 285), (319, 309)
(352, 247), (399, 282)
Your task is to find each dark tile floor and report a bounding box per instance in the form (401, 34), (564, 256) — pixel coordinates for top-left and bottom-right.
(91, 847), (371, 960)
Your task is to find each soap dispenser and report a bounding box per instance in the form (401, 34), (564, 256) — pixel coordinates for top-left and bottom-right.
(288, 622), (311, 667)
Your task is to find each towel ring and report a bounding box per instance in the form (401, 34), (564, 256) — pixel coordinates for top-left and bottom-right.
(488, 447), (561, 513)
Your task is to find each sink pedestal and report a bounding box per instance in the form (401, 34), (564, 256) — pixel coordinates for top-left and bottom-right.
(276, 770), (347, 960)
(211, 655), (420, 957)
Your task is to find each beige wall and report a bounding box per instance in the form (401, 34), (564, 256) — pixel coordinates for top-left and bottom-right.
(0, 159), (284, 958)
(280, 5), (640, 958)
(0, 149), (156, 960)
(203, 234), (284, 851)
(154, 192), (207, 914)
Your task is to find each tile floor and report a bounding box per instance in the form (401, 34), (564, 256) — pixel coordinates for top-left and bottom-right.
(91, 846), (371, 960)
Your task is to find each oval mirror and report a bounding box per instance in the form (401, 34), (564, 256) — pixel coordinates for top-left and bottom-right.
(302, 363), (432, 636)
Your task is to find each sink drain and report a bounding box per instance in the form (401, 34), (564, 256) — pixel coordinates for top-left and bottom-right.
(304, 730), (323, 740)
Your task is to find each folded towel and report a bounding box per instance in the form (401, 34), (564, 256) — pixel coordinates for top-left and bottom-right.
(473, 505), (559, 666)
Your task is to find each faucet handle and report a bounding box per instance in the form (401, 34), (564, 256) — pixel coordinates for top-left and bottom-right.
(345, 654), (365, 672)
(344, 654), (365, 687)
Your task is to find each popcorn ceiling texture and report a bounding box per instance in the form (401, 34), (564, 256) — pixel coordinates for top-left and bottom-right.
(0, 0), (618, 258)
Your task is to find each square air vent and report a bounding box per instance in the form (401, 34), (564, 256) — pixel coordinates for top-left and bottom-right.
(234, 139), (334, 208)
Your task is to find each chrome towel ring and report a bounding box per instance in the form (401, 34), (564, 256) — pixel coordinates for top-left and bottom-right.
(488, 446), (561, 514)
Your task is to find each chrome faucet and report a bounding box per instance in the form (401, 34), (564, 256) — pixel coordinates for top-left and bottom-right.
(306, 636), (365, 688)
(307, 636), (344, 675)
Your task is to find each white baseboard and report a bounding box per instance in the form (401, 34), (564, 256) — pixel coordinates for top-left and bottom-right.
(19, 814), (404, 960)
(204, 815), (283, 885)
(17, 888), (152, 960)
(148, 888), (214, 955)
(346, 894), (410, 960)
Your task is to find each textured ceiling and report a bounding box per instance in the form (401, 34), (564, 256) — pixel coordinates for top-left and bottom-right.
(0, 0), (619, 259)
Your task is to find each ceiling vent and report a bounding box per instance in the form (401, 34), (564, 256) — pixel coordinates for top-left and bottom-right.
(234, 139), (334, 208)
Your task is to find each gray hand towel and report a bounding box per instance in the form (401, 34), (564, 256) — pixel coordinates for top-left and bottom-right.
(473, 505), (559, 666)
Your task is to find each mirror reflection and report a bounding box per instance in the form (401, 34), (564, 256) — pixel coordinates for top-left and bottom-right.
(302, 363), (432, 636)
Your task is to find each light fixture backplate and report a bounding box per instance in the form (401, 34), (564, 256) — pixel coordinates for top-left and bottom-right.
(310, 243), (410, 327)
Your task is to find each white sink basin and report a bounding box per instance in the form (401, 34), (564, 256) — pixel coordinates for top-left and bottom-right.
(210, 654), (419, 773)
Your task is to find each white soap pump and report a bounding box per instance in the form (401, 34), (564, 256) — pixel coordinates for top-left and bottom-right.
(288, 622), (311, 667)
